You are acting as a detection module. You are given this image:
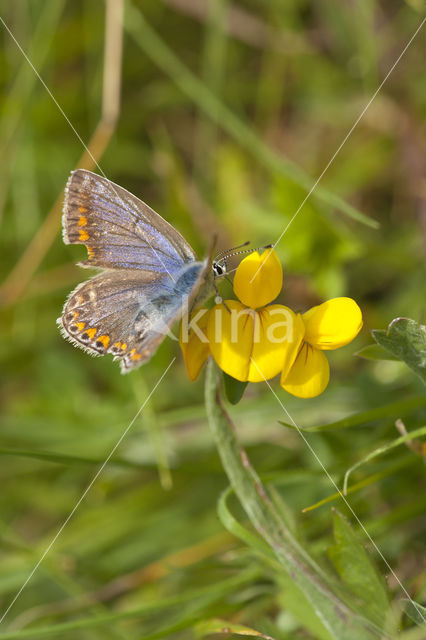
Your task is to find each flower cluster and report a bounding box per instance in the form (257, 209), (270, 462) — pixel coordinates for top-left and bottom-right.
(180, 249), (362, 398)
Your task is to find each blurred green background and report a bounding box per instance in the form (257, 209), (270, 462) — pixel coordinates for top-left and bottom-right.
(0, 1), (425, 638)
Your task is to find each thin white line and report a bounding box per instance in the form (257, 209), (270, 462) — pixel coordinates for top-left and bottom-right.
(0, 358), (176, 625)
(249, 357), (425, 622)
(0, 17), (98, 171)
(250, 16), (425, 284)
(0, 16), (176, 283)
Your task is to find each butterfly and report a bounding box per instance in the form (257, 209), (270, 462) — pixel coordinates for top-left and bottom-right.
(58, 169), (216, 373)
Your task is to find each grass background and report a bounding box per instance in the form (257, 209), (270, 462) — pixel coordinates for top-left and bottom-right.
(0, 1), (425, 638)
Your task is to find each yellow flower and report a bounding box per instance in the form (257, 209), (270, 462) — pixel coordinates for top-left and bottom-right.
(180, 249), (363, 399)
(206, 249), (305, 383)
(281, 297), (363, 398)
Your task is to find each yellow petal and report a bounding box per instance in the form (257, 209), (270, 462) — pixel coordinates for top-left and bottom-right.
(250, 307), (305, 382)
(281, 343), (330, 398)
(302, 297), (363, 350)
(207, 301), (305, 382)
(179, 308), (210, 381)
(233, 248), (283, 309)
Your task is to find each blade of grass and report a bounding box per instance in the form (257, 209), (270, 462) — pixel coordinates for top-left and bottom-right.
(0, 447), (143, 469)
(302, 456), (412, 513)
(194, 0), (229, 184)
(131, 374), (172, 490)
(0, 1), (66, 230)
(195, 617), (274, 639)
(0, 0), (124, 306)
(0, 0), (66, 158)
(124, 5), (378, 229)
(343, 425), (426, 494)
(279, 396), (426, 432)
(0, 567), (259, 639)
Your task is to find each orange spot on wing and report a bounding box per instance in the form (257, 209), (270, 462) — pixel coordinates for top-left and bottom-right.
(113, 341), (127, 351)
(79, 206), (87, 214)
(78, 215), (88, 226)
(85, 327), (97, 340)
(87, 246), (95, 260)
(74, 322), (86, 331)
(79, 229), (89, 242)
(129, 348), (142, 361)
(97, 335), (110, 348)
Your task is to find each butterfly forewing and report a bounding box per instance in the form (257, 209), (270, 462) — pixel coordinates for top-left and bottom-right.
(63, 169), (196, 273)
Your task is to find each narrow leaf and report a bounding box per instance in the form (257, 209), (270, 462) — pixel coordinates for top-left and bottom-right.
(328, 511), (390, 629)
(195, 618), (274, 639)
(218, 486), (279, 563)
(0, 447), (140, 469)
(0, 569), (258, 639)
(303, 458), (411, 513)
(279, 396), (426, 432)
(402, 599), (426, 626)
(343, 426), (426, 493)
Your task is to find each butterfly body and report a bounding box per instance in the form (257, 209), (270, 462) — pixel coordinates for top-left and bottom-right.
(58, 170), (213, 373)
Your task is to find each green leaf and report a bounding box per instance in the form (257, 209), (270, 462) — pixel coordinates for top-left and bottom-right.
(343, 425), (426, 493)
(205, 360), (384, 640)
(276, 579), (334, 640)
(355, 345), (399, 361)
(223, 372), (248, 405)
(278, 396), (426, 432)
(328, 511), (390, 629)
(217, 486), (280, 564)
(195, 618), (274, 639)
(372, 318), (426, 384)
(402, 599), (426, 626)
(218, 488), (337, 640)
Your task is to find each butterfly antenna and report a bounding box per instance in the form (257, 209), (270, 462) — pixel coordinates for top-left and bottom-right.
(214, 241), (250, 261)
(216, 243), (273, 268)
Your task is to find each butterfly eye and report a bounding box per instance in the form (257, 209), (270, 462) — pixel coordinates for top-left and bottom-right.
(213, 262), (226, 277)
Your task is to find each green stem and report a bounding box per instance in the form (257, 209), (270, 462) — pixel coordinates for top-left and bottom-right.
(204, 359), (384, 640)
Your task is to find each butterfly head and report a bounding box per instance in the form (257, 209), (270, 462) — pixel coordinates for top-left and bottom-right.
(212, 260), (227, 277)
(212, 242), (273, 279)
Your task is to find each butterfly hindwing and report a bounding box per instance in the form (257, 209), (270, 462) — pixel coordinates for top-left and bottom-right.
(120, 259), (211, 372)
(59, 262), (209, 372)
(63, 169), (196, 272)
